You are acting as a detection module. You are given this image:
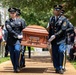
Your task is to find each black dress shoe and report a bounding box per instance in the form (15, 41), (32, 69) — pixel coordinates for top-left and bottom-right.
(14, 68), (20, 73)
(20, 65), (26, 68)
(22, 65), (25, 67)
(55, 69), (59, 73)
(59, 69), (64, 74)
(62, 68), (66, 72)
(14, 70), (19, 73)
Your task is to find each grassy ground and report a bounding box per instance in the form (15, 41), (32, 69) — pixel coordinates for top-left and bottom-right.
(70, 60), (76, 69)
(0, 56), (10, 64)
(67, 56), (76, 69)
(66, 55), (76, 69)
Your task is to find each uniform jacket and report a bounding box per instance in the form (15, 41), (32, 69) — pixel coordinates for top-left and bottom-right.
(48, 15), (74, 45)
(5, 18), (26, 45)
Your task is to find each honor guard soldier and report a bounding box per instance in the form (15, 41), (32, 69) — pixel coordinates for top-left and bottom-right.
(5, 8), (25, 73)
(61, 9), (74, 66)
(16, 8), (26, 68)
(47, 5), (74, 74)
(16, 8), (31, 59)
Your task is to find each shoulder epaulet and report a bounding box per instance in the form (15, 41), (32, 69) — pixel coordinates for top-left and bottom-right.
(61, 16), (66, 20)
(50, 16), (55, 21)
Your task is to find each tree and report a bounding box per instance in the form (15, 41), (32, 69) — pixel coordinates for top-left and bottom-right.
(1, 0), (76, 27)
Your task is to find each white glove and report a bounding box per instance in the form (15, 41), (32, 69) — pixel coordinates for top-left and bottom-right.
(47, 43), (51, 50)
(18, 35), (23, 39)
(48, 35), (55, 42)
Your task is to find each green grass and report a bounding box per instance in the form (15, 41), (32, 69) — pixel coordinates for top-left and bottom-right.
(70, 60), (76, 69)
(0, 56), (10, 64)
(67, 56), (76, 69)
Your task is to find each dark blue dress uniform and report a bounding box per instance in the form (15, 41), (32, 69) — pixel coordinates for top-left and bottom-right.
(5, 8), (26, 72)
(16, 8), (26, 68)
(48, 5), (74, 73)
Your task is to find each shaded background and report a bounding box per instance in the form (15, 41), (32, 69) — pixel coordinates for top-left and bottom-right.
(1, 0), (76, 27)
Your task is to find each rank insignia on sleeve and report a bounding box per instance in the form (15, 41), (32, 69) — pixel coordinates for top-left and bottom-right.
(7, 25), (11, 28)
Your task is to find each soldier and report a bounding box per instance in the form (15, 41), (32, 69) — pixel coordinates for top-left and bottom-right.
(47, 5), (74, 74)
(16, 8), (31, 68)
(16, 8), (26, 68)
(5, 8), (25, 73)
(61, 11), (75, 61)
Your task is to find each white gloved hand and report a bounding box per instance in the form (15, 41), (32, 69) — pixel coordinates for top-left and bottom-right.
(47, 42), (51, 50)
(18, 35), (23, 39)
(48, 35), (55, 42)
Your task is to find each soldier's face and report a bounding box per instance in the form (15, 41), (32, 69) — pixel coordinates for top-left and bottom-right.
(9, 12), (16, 18)
(53, 9), (61, 16)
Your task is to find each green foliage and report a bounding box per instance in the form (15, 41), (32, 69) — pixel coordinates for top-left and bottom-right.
(1, 0), (76, 27)
(21, 9), (53, 27)
(25, 46), (34, 51)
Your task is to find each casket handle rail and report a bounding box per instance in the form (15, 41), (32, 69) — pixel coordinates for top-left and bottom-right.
(28, 36), (40, 45)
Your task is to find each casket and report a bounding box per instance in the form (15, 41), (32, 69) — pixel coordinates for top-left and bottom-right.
(21, 25), (48, 48)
